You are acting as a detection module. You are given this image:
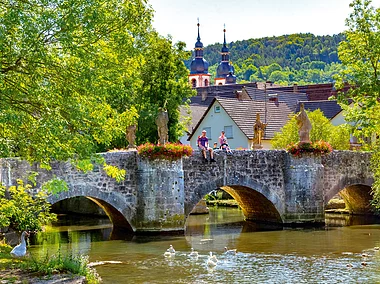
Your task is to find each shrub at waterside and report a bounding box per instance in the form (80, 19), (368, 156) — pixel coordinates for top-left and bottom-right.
(137, 143), (193, 161)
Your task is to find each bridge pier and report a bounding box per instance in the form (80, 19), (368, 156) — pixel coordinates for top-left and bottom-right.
(284, 155), (325, 224)
(134, 159), (185, 233)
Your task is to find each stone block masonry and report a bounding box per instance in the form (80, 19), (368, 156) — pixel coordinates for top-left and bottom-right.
(0, 150), (373, 233)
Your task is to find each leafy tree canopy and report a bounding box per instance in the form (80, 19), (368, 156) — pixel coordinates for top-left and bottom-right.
(271, 109), (350, 150)
(0, 0), (194, 166)
(0, 0), (155, 168)
(335, 0), (380, 207)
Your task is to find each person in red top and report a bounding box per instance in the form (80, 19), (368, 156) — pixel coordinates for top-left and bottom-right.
(197, 130), (216, 163)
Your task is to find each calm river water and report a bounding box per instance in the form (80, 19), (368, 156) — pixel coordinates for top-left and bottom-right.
(29, 208), (380, 283)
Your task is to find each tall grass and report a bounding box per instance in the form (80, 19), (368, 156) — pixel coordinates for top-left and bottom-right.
(0, 241), (100, 283)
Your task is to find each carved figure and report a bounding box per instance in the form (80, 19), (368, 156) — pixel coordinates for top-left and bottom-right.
(253, 113), (267, 147)
(126, 124), (137, 148)
(156, 108), (169, 145)
(296, 103), (312, 143)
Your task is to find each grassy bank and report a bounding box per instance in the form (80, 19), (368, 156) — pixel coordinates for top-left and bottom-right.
(0, 240), (101, 283)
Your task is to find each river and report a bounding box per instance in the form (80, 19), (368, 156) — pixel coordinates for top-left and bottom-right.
(29, 207), (380, 283)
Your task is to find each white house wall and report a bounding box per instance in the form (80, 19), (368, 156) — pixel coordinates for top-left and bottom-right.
(330, 111), (347, 126)
(189, 101), (250, 149)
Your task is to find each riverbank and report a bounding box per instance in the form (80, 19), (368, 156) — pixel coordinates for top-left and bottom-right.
(206, 199), (239, 207)
(0, 241), (100, 283)
(0, 269), (86, 283)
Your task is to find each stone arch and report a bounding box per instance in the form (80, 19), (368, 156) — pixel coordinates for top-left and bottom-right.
(325, 173), (374, 214)
(326, 183), (373, 214)
(325, 175), (373, 202)
(185, 177), (284, 223)
(48, 188), (134, 232)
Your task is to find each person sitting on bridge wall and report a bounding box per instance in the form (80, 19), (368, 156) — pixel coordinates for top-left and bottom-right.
(197, 130), (216, 163)
(219, 130), (232, 154)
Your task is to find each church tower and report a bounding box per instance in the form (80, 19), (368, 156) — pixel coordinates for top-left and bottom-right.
(215, 26), (236, 85)
(188, 21), (211, 88)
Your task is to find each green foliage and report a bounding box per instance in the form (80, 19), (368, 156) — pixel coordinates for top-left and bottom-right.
(335, 0), (380, 208)
(41, 178), (69, 196)
(286, 141), (333, 157)
(23, 251), (100, 283)
(335, 0), (380, 145)
(103, 165), (126, 183)
(188, 33), (345, 85)
(0, 0), (153, 166)
(272, 109), (351, 150)
(0, 180), (57, 232)
(134, 36), (195, 145)
(137, 142), (193, 161)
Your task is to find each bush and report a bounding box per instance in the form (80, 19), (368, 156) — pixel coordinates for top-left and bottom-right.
(286, 141), (333, 157)
(137, 143), (193, 161)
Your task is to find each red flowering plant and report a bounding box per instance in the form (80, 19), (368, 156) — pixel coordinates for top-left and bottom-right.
(286, 141), (333, 157)
(137, 142), (193, 161)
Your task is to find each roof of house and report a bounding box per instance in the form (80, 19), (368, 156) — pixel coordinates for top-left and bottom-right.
(295, 100), (342, 119)
(190, 82), (258, 107)
(243, 87), (308, 112)
(188, 97), (294, 140)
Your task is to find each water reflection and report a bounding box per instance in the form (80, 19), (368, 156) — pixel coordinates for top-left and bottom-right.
(326, 213), (380, 227)
(28, 208), (380, 283)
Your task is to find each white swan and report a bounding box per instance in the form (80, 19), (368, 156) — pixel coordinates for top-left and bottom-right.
(224, 246), (237, 255)
(207, 252), (218, 267)
(164, 249), (174, 258)
(189, 248), (199, 257)
(168, 245), (176, 254)
(10, 231), (29, 257)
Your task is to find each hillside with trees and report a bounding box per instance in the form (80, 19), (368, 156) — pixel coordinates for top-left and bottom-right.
(187, 33), (345, 85)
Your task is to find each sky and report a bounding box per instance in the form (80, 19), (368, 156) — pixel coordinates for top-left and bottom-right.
(149, 0), (380, 49)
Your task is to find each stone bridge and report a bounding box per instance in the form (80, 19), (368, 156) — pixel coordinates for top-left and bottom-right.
(0, 150), (374, 234)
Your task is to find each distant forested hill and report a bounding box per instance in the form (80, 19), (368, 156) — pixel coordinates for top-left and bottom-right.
(186, 33), (345, 85)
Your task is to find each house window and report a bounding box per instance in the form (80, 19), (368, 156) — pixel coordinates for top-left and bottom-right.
(204, 79), (209, 86)
(224, 126), (233, 139)
(203, 127), (211, 140)
(191, 79), (197, 88)
(214, 106), (220, 113)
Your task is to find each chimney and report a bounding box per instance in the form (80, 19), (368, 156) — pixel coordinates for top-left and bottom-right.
(235, 90), (242, 101)
(293, 83), (298, 93)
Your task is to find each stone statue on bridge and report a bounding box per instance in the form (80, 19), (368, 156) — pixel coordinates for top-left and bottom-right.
(296, 103), (312, 143)
(126, 124), (137, 149)
(252, 113), (267, 149)
(156, 108), (169, 145)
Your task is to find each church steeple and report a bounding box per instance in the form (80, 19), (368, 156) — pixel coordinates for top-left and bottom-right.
(188, 19), (211, 88)
(221, 25), (229, 60)
(215, 25), (236, 85)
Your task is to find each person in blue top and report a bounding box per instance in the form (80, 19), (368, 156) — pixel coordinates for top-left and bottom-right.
(197, 130), (216, 163)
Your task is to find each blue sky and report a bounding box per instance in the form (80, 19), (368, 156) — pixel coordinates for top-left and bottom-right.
(149, 0), (380, 49)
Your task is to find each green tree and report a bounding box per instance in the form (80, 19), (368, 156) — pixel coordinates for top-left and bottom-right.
(0, 0), (153, 167)
(335, 0), (380, 207)
(271, 109), (350, 150)
(0, 180), (57, 232)
(134, 35), (195, 145)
